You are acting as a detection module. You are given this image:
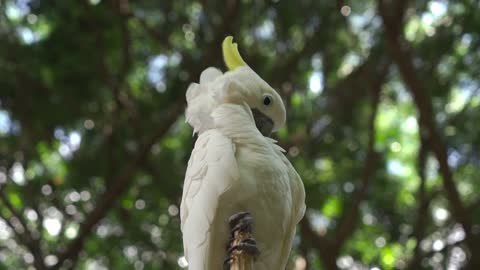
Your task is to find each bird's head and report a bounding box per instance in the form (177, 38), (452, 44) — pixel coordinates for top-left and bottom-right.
(218, 36), (286, 136)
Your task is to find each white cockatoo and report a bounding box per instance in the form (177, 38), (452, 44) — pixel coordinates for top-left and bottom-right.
(180, 36), (305, 270)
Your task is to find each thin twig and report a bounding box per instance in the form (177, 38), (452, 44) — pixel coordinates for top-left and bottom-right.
(407, 136), (431, 269)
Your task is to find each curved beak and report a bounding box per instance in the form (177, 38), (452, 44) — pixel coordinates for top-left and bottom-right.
(251, 108), (274, 137)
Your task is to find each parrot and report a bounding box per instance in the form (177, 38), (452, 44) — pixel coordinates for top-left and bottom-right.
(180, 36), (306, 270)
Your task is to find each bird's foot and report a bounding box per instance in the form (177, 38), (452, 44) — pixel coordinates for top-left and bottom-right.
(228, 211), (253, 236)
(223, 212), (259, 269)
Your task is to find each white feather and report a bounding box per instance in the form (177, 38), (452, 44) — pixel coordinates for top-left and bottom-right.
(181, 67), (305, 270)
(185, 68), (223, 134)
(200, 67), (223, 84)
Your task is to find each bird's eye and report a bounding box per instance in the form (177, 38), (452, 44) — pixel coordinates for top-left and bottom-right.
(263, 95), (273, 106)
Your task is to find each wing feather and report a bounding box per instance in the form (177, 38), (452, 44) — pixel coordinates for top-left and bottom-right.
(275, 151), (306, 269)
(180, 129), (239, 270)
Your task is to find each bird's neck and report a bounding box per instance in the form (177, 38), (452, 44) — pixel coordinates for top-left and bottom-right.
(210, 103), (270, 150)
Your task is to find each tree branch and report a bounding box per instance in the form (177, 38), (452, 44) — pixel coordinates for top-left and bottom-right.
(333, 67), (383, 248)
(407, 136), (432, 269)
(0, 188), (46, 270)
(51, 1), (243, 267)
(378, 0), (472, 246)
(51, 101), (183, 269)
(300, 218), (338, 270)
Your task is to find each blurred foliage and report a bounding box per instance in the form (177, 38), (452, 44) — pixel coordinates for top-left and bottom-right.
(0, 0), (479, 270)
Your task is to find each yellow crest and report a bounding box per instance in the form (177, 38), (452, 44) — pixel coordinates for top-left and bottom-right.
(222, 36), (247, 71)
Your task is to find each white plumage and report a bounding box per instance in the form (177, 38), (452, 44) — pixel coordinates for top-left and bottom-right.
(181, 43), (305, 270)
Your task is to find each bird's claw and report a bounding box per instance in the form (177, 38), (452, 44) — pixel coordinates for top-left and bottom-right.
(224, 238), (260, 269)
(228, 211), (251, 229)
(230, 217), (253, 237)
(223, 212), (260, 269)
(227, 238), (260, 255)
